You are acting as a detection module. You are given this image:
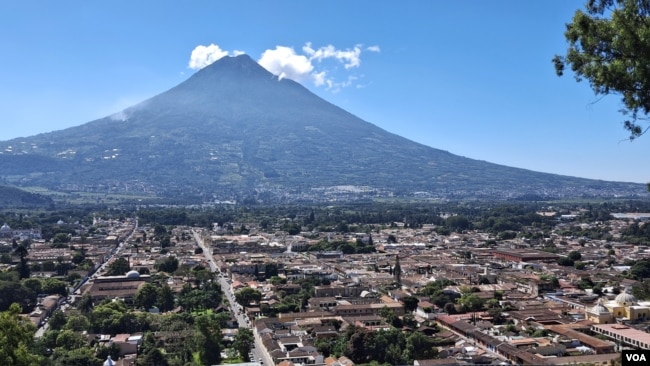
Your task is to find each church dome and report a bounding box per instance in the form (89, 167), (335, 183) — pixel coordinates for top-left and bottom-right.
(0, 223), (11, 231)
(589, 299), (609, 314)
(125, 270), (141, 279)
(615, 290), (637, 306)
(103, 355), (115, 366)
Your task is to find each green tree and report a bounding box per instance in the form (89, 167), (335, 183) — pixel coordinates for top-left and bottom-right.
(48, 309), (67, 330)
(42, 278), (68, 297)
(153, 224), (167, 238)
(106, 257), (130, 276)
(630, 259), (650, 278)
(135, 283), (159, 310)
(21, 278), (42, 294)
(379, 307), (402, 328)
(405, 331), (439, 361)
(557, 257), (575, 266)
(194, 313), (222, 365)
(393, 255), (402, 284)
(64, 314), (90, 332)
(0, 303), (42, 366)
(52, 347), (102, 366)
(402, 296), (420, 313)
(154, 256), (179, 273)
(52, 232), (71, 244)
(95, 342), (121, 363)
(233, 327), (254, 361)
(574, 261), (587, 270)
(568, 250), (582, 261)
(157, 283), (175, 312)
(0, 281), (37, 312)
(458, 293), (484, 312)
(554, 0), (650, 139)
(77, 293), (94, 314)
(13, 244), (30, 279)
(632, 279), (650, 300)
(90, 300), (128, 334)
(55, 329), (87, 350)
(234, 287), (262, 309)
(138, 348), (168, 366)
(269, 276), (286, 286)
(445, 215), (471, 231)
(41, 260), (55, 272)
(0, 253), (12, 264)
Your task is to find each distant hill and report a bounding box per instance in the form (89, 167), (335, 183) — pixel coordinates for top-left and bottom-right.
(0, 55), (647, 203)
(0, 186), (53, 208)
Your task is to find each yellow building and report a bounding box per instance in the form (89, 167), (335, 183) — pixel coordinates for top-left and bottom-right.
(586, 290), (650, 323)
(585, 299), (614, 324)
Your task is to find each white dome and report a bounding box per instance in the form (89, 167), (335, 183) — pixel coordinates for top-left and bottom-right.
(125, 270), (141, 279)
(615, 291), (637, 306)
(589, 299), (609, 314)
(103, 356), (115, 366)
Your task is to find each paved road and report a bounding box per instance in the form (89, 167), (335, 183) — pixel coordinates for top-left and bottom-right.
(193, 229), (272, 365)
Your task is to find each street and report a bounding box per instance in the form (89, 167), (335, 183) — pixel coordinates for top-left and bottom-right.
(193, 229), (272, 365)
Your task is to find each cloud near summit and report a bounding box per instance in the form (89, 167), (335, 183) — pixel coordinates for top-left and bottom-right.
(188, 42), (379, 91)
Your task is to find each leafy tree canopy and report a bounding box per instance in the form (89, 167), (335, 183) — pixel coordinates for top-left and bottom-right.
(0, 303), (42, 366)
(106, 257), (130, 276)
(554, 0), (650, 139)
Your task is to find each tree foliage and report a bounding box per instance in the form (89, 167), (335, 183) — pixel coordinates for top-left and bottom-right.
(51, 347), (102, 366)
(154, 256), (179, 273)
(232, 327), (254, 361)
(630, 259), (650, 278)
(106, 257), (130, 276)
(194, 313), (222, 365)
(135, 283), (160, 310)
(234, 287), (262, 309)
(0, 303), (42, 366)
(0, 280), (37, 312)
(554, 0), (650, 139)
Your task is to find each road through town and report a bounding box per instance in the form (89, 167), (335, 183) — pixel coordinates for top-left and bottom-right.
(193, 229), (272, 365)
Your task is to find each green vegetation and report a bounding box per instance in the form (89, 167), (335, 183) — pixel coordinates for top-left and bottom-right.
(4, 199), (650, 365)
(554, 0), (650, 140)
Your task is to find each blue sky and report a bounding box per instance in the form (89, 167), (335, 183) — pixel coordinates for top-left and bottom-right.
(0, 0), (648, 183)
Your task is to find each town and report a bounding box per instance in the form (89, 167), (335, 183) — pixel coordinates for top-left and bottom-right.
(2, 202), (650, 366)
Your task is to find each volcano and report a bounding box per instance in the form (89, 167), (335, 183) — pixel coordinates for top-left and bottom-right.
(0, 55), (645, 202)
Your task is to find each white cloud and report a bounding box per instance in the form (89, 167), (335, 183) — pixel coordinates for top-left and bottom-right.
(312, 71), (327, 87)
(187, 41), (379, 92)
(257, 42), (379, 91)
(303, 43), (362, 69)
(258, 46), (314, 83)
(188, 44), (230, 70)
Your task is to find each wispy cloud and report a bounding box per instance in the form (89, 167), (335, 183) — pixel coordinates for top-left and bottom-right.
(302, 43), (362, 69)
(187, 42), (379, 92)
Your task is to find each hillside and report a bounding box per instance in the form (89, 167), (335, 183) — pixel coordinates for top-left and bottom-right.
(0, 186), (54, 208)
(0, 55), (646, 203)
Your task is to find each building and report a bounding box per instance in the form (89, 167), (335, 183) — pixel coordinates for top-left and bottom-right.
(491, 249), (559, 263)
(591, 323), (650, 349)
(585, 299), (614, 324)
(585, 290), (650, 323)
(0, 223), (42, 240)
(85, 270), (150, 303)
